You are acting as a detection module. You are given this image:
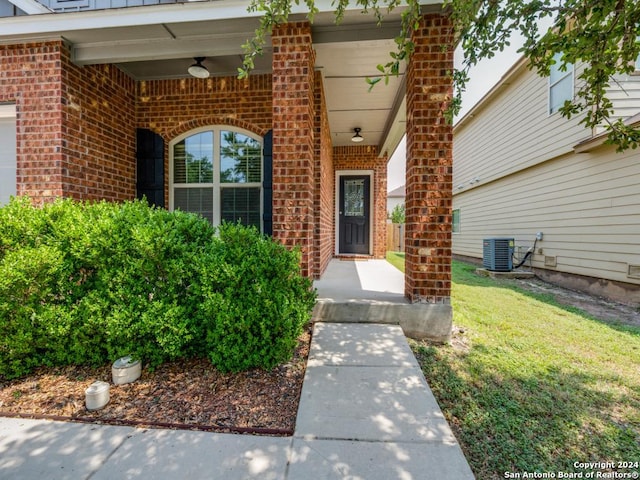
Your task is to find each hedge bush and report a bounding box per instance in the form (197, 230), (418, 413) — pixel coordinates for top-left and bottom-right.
(0, 197), (316, 379)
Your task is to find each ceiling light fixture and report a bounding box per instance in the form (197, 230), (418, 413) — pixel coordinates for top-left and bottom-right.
(188, 57), (210, 79)
(351, 127), (364, 143)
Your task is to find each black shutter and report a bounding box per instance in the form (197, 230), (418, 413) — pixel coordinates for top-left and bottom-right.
(262, 130), (273, 236)
(136, 128), (165, 208)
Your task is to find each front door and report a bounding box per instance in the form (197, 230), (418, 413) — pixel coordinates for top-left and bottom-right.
(339, 175), (370, 255)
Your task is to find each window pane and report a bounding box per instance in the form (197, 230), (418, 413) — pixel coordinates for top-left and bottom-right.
(550, 75), (573, 113)
(173, 131), (213, 184)
(549, 52), (571, 84)
(174, 187), (214, 224)
(344, 179), (365, 217)
(220, 131), (262, 183)
(452, 209), (460, 233)
(221, 187), (261, 229)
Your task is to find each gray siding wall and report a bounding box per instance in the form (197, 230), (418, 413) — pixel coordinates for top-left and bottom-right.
(607, 72), (640, 124)
(37, 0), (180, 12)
(453, 65), (589, 191)
(453, 61), (640, 287)
(453, 142), (640, 286)
(0, 0), (26, 16)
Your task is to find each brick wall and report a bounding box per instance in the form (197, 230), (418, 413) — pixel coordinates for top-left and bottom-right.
(333, 145), (388, 259)
(2, 29), (399, 281)
(137, 75), (272, 140)
(136, 75), (273, 206)
(0, 42), (136, 202)
(1, 42), (65, 201)
(61, 52), (136, 201)
(313, 71), (334, 278)
(271, 22), (316, 277)
(405, 13), (455, 302)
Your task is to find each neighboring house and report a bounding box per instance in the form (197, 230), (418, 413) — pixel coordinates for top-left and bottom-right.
(0, 0), (457, 325)
(453, 54), (640, 305)
(387, 184), (405, 216)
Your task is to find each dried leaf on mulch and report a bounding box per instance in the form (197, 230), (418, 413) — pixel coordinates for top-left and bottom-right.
(0, 325), (311, 435)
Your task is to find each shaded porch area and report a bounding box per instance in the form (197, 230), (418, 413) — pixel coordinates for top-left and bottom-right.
(313, 259), (453, 342)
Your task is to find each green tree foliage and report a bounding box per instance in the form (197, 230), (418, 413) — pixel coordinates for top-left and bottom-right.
(389, 203), (405, 224)
(0, 198), (316, 379)
(220, 131), (262, 183)
(239, 0), (640, 150)
(451, 0), (640, 150)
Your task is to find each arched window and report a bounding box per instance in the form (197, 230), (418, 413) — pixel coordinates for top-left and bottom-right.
(170, 127), (263, 230)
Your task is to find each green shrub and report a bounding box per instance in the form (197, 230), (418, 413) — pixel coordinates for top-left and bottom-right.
(198, 223), (316, 372)
(0, 198), (316, 380)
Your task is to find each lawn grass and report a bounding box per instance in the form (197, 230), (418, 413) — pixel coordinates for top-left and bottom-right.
(386, 253), (640, 479)
(386, 250), (405, 272)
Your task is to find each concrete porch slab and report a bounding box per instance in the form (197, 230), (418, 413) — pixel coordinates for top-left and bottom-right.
(314, 259), (406, 304)
(313, 260), (452, 342)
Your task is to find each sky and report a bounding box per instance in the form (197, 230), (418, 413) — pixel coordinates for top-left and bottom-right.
(386, 41), (525, 192)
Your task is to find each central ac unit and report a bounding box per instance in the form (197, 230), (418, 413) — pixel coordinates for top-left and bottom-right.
(483, 238), (514, 272)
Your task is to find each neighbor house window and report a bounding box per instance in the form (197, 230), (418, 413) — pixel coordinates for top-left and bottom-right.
(452, 209), (460, 233)
(549, 52), (574, 114)
(171, 127), (262, 230)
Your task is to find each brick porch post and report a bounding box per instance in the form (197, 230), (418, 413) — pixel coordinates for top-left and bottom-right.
(405, 13), (455, 303)
(271, 22), (316, 277)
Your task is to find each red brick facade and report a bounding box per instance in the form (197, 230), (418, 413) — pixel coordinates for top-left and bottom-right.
(137, 76), (272, 140)
(405, 13), (455, 303)
(1, 16), (451, 291)
(136, 75), (272, 205)
(314, 71), (334, 278)
(271, 22), (316, 277)
(62, 55), (136, 201)
(0, 42), (136, 202)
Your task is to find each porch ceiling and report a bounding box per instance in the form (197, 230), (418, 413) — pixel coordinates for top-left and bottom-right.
(0, 1), (444, 153)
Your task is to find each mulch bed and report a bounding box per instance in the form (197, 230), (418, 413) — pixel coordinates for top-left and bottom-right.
(0, 324), (311, 435)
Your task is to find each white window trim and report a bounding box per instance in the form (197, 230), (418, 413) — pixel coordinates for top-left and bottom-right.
(548, 59), (574, 116)
(0, 103), (17, 206)
(169, 125), (263, 229)
(334, 170), (374, 256)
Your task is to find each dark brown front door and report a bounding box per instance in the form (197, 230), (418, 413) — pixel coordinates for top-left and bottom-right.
(339, 175), (370, 255)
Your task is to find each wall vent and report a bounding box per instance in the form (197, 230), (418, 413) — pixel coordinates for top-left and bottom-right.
(628, 265), (640, 279)
(544, 256), (557, 267)
(483, 238), (514, 272)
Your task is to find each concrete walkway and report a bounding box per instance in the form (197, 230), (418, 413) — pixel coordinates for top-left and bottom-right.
(0, 261), (474, 479)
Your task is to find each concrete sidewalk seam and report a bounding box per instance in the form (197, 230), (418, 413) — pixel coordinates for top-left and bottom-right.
(84, 429), (139, 480)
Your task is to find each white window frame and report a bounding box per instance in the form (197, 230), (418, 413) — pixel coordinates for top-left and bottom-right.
(0, 104), (17, 206)
(169, 125), (263, 230)
(548, 54), (574, 115)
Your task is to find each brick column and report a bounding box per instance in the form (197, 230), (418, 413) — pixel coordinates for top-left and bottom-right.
(271, 22), (316, 277)
(405, 13), (455, 303)
(0, 42), (65, 202)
